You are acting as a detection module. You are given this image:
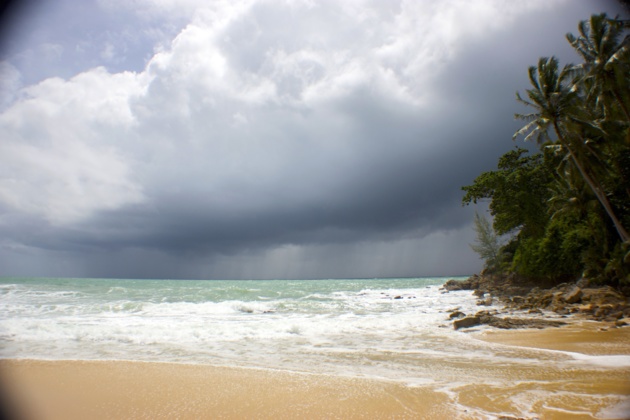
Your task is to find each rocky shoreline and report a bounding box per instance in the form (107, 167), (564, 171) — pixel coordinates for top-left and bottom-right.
(441, 273), (630, 330)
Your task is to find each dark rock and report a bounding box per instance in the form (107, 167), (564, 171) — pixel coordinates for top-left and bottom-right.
(552, 291), (565, 303)
(555, 307), (570, 315)
(449, 311), (466, 319)
(564, 287), (583, 304)
(394, 295), (403, 299)
(539, 293), (553, 307)
(615, 320), (627, 327)
(441, 275), (480, 292)
(450, 272), (627, 329)
(453, 316), (481, 330)
(477, 315), (566, 330)
(581, 287), (626, 306)
(594, 304), (614, 319)
(473, 289), (485, 298)
(611, 311), (624, 320)
(477, 296), (493, 306)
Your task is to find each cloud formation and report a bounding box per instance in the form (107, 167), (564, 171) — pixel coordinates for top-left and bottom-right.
(0, 0), (624, 279)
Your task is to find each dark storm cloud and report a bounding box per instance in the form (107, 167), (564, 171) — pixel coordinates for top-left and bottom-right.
(0, 0), (626, 279)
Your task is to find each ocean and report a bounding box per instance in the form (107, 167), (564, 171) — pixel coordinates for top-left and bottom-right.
(1, 276), (629, 417)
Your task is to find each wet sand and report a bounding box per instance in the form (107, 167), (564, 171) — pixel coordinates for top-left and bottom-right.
(477, 320), (630, 356)
(1, 323), (629, 419)
(468, 321), (630, 419)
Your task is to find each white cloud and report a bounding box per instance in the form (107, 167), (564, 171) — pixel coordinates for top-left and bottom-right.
(0, 67), (147, 225)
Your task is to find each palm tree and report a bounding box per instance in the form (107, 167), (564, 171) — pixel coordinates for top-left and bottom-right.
(547, 151), (605, 240)
(566, 13), (630, 122)
(514, 57), (630, 242)
(567, 14), (630, 209)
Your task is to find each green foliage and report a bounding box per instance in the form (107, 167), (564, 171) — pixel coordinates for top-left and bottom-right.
(512, 214), (591, 280)
(462, 13), (630, 286)
(462, 147), (553, 237)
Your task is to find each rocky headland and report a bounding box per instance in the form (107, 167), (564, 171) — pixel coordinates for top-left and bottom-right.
(442, 273), (630, 330)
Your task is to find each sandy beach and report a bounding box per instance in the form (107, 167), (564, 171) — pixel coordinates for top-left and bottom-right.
(477, 320), (630, 355)
(1, 323), (629, 420)
(471, 322), (630, 419)
(0, 359), (456, 420)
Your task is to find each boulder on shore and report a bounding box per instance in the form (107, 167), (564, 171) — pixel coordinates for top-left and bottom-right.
(453, 312), (566, 330)
(444, 273), (630, 327)
(453, 316), (481, 330)
(448, 310), (466, 319)
(441, 275), (480, 292)
(563, 287), (583, 304)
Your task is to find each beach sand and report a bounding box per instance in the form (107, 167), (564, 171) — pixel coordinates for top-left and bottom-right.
(477, 320), (630, 355)
(465, 322), (630, 419)
(0, 360), (456, 420)
(1, 323), (629, 420)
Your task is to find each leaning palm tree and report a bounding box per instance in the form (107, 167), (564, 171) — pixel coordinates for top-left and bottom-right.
(566, 13), (630, 122)
(567, 14), (630, 209)
(514, 56), (630, 242)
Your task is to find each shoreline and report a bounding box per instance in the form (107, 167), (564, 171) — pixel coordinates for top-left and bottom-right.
(1, 276), (629, 419)
(2, 320), (630, 420)
(442, 273), (630, 330)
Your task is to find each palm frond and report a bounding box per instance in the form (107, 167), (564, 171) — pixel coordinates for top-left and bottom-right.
(513, 120), (537, 140)
(605, 39), (630, 70)
(514, 112), (539, 122)
(527, 65), (541, 93)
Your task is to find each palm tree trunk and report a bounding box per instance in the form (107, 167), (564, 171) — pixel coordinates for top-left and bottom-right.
(554, 122), (630, 242)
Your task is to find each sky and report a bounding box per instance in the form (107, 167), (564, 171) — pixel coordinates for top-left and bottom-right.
(0, 0), (626, 280)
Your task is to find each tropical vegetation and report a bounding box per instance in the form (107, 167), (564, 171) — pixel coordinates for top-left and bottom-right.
(462, 14), (630, 289)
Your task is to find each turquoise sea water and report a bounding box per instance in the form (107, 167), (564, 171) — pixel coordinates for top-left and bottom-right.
(2, 276), (630, 417)
(1, 276), (481, 376)
(0, 276), (623, 367)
